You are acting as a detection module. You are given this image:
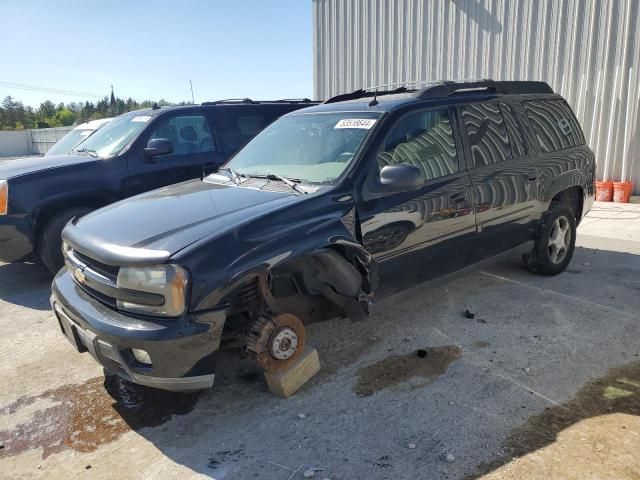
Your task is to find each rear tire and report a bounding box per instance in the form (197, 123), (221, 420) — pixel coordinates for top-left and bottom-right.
(522, 203), (576, 276)
(38, 208), (91, 274)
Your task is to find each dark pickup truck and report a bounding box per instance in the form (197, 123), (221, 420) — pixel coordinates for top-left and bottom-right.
(52, 80), (594, 392)
(0, 99), (316, 272)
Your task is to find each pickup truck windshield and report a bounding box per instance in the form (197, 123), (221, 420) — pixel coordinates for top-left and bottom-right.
(75, 113), (151, 158)
(225, 112), (381, 184)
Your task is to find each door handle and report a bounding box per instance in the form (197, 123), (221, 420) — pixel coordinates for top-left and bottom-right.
(449, 194), (467, 205)
(525, 173), (538, 182)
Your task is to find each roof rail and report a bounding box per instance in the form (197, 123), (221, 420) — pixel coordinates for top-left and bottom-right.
(275, 98), (314, 103)
(324, 79), (554, 104)
(202, 98), (316, 106)
(417, 80), (553, 99)
(201, 98), (255, 105)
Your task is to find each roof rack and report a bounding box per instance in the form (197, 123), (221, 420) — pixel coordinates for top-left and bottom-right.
(202, 98), (316, 106)
(323, 79), (554, 104)
(202, 98), (256, 105)
(416, 80), (553, 99)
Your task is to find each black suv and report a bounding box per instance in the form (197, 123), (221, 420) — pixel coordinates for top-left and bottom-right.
(52, 81), (594, 392)
(0, 99), (316, 272)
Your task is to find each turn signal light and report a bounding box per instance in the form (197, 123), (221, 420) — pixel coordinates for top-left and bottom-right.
(0, 180), (7, 215)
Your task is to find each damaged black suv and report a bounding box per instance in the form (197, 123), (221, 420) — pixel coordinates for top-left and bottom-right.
(51, 80), (595, 391)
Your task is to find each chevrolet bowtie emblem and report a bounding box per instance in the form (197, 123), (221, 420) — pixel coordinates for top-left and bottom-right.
(73, 267), (86, 284)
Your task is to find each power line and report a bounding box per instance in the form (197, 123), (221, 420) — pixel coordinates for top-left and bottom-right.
(0, 80), (104, 99)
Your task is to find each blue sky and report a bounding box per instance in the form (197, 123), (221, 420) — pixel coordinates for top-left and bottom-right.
(0, 1), (314, 107)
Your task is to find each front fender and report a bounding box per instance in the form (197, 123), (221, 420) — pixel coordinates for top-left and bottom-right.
(185, 205), (373, 312)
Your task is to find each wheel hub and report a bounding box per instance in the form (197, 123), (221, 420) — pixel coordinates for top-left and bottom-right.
(548, 215), (571, 264)
(269, 327), (298, 360)
(246, 313), (305, 372)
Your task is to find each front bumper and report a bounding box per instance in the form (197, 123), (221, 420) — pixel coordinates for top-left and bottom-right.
(0, 214), (34, 262)
(51, 269), (226, 392)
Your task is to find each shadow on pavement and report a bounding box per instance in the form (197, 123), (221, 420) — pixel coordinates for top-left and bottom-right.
(466, 360), (640, 479)
(0, 260), (52, 310)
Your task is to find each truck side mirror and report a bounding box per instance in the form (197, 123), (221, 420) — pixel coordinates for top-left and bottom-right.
(144, 138), (173, 157)
(379, 164), (425, 191)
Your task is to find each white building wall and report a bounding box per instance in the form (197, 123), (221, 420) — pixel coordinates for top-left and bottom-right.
(313, 0), (640, 191)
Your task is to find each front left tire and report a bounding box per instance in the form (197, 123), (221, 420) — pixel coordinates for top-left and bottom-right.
(38, 208), (92, 274)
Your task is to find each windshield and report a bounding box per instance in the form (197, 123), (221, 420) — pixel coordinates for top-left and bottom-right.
(75, 112), (152, 158)
(46, 128), (95, 156)
(224, 112), (381, 184)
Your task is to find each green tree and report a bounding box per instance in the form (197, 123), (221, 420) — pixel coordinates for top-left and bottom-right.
(55, 108), (76, 126)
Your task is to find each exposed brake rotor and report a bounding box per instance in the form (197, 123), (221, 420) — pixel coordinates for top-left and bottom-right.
(246, 313), (306, 372)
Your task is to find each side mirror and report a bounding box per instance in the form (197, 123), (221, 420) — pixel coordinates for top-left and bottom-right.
(144, 138), (173, 157)
(379, 164), (425, 191)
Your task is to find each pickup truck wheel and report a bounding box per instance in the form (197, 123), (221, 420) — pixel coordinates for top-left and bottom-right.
(38, 208), (92, 274)
(522, 203), (576, 276)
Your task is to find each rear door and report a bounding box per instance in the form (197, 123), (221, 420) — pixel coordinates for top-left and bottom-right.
(124, 111), (226, 196)
(356, 106), (476, 296)
(459, 101), (539, 261)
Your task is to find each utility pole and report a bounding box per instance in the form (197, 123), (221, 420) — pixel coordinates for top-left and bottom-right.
(189, 80), (195, 104)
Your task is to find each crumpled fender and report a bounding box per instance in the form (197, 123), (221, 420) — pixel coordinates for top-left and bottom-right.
(180, 190), (376, 317)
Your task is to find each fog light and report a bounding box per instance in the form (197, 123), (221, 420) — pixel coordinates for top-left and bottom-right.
(131, 348), (152, 365)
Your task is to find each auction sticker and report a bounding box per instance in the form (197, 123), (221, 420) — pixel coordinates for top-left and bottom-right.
(334, 118), (377, 129)
(132, 115), (152, 123)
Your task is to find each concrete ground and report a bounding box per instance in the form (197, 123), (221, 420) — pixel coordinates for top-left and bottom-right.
(1, 202), (639, 479)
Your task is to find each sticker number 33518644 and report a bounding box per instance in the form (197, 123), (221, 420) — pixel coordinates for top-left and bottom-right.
(334, 119), (377, 129)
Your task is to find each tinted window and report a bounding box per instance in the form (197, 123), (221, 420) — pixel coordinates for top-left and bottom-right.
(524, 99), (584, 153)
(216, 107), (273, 152)
(149, 115), (215, 154)
(461, 103), (512, 167)
(377, 108), (458, 182)
(499, 103), (526, 157)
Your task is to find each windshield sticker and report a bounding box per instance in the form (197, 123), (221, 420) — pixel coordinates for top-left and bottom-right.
(334, 119), (377, 129)
(132, 115), (152, 123)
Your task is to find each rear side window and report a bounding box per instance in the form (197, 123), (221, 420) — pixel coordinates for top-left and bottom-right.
(461, 103), (512, 167)
(377, 108), (459, 182)
(499, 103), (526, 157)
(215, 106), (286, 153)
(523, 99), (584, 153)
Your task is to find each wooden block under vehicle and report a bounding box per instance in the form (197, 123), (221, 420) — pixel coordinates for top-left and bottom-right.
(265, 347), (321, 398)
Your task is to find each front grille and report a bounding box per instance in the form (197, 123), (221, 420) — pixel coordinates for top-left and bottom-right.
(64, 247), (119, 308)
(73, 250), (119, 278)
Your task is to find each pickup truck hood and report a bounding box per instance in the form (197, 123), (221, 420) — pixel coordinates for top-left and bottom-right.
(63, 179), (300, 266)
(0, 153), (94, 179)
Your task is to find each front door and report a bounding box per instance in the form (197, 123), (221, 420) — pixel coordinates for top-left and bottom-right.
(124, 112), (226, 196)
(356, 106), (476, 297)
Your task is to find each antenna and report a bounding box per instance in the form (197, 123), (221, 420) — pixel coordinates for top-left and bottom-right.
(369, 89), (379, 107)
(189, 79), (195, 104)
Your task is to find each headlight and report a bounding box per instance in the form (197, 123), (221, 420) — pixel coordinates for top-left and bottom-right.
(116, 265), (189, 318)
(0, 180), (7, 215)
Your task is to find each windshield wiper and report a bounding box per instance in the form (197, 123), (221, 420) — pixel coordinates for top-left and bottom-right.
(218, 166), (244, 185)
(259, 173), (308, 194)
(74, 148), (98, 158)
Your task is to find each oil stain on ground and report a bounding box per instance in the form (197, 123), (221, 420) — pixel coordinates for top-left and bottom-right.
(0, 375), (200, 459)
(468, 360), (640, 479)
(355, 345), (462, 397)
